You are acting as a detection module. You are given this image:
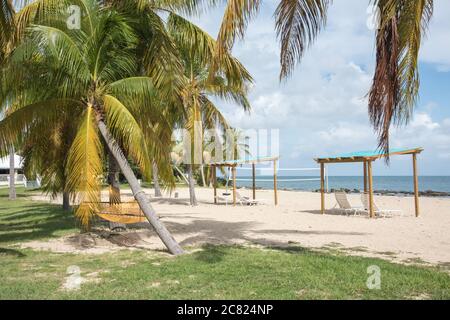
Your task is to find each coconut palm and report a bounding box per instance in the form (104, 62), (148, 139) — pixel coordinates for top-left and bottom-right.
(1, 0), (17, 200)
(167, 13), (252, 205)
(214, 0), (434, 155)
(20, 109), (79, 211)
(224, 127), (251, 161)
(0, 0), (184, 254)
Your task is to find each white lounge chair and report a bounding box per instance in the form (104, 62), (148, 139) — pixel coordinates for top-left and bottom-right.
(333, 191), (363, 215)
(236, 191), (260, 206)
(360, 193), (403, 217)
(215, 193), (232, 206)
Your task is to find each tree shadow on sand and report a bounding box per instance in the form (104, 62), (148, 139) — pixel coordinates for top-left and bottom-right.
(156, 218), (369, 263)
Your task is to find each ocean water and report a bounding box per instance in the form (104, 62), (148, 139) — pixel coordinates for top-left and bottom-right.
(233, 176), (450, 193)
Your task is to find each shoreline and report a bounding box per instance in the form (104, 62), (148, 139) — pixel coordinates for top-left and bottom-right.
(237, 186), (450, 198)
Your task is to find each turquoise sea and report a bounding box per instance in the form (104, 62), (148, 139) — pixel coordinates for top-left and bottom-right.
(233, 176), (450, 193)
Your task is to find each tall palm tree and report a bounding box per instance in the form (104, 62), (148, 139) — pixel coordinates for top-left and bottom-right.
(167, 13), (252, 205)
(1, 0), (17, 200)
(214, 0), (434, 155)
(0, 0), (183, 254)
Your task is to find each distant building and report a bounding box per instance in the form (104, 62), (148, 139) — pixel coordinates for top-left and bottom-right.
(0, 154), (26, 186)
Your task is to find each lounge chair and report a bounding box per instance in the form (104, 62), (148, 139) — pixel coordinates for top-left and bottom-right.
(215, 193), (231, 206)
(236, 191), (260, 206)
(360, 193), (403, 217)
(333, 191), (363, 215)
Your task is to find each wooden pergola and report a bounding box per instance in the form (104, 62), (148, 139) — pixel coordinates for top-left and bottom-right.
(210, 156), (280, 206)
(315, 147), (423, 218)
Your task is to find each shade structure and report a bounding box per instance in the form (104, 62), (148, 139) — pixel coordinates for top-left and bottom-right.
(315, 147), (423, 218)
(210, 156), (279, 206)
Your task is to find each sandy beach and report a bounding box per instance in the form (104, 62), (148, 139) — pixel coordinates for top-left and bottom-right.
(27, 187), (450, 266)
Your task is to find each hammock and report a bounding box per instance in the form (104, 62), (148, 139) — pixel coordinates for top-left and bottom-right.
(84, 201), (147, 224)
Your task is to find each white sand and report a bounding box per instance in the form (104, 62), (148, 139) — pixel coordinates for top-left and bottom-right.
(27, 187), (450, 265)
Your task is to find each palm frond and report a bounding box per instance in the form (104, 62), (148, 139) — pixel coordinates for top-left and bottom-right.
(0, 0), (15, 57)
(369, 0), (433, 155)
(66, 105), (103, 227)
(215, 0), (260, 59)
(275, 0), (330, 79)
(0, 98), (81, 156)
(103, 94), (151, 179)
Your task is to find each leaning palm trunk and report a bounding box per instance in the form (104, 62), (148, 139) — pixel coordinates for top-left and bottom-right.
(187, 164), (198, 206)
(108, 151), (126, 231)
(9, 146), (16, 200)
(152, 161), (162, 197)
(97, 120), (183, 255)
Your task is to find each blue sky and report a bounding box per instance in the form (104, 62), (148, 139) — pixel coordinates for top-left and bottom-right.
(190, 0), (450, 176)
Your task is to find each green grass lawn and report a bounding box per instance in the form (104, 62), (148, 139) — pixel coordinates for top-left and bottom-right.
(0, 187), (449, 299)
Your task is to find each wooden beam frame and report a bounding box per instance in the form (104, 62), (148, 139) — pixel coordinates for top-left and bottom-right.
(320, 163), (325, 214)
(315, 148), (423, 218)
(363, 161), (368, 193)
(232, 166), (237, 206)
(367, 161), (374, 218)
(213, 165), (217, 204)
(413, 154), (420, 217)
(252, 163), (256, 200)
(273, 159), (278, 206)
(211, 157), (281, 206)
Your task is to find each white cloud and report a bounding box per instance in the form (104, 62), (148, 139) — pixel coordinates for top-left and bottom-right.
(420, 0), (450, 71)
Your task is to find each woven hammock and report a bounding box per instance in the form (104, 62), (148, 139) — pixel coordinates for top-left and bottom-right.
(94, 201), (146, 224)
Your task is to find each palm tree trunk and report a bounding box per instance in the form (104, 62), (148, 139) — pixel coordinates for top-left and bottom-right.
(9, 146), (16, 200)
(62, 192), (71, 211)
(200, 164), (207, 187)
(187, 164), (198, 206)
(97, 119), (183, 255)
(152, 161), (162, 197)
(108, 151), (126, 231)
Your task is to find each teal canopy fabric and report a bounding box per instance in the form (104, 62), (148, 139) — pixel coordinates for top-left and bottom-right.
(317, 147), (423, 161)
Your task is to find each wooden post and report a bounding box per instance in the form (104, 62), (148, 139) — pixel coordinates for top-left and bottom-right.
(413, 153), (420, 217)
(273, 160), (278, 205)
(213, 165), (217, 204)
(367, 160), (374, 218)
(232, 166), (237, 206)
(252, 163), (256, 200)
(363, 161), (368, 193)
(320, 162), (325, 214)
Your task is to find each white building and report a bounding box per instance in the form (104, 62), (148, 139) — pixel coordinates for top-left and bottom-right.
(0, 154), (25, 186)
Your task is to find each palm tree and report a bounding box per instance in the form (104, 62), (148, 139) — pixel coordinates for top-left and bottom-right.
(224, 128), (251, 161)
(0, 0), (183, 255)
(1, 0), (17, 200)
(214, 0), (434, 154)
(167, 13), (252, 205)
(21, 109), (78, 210)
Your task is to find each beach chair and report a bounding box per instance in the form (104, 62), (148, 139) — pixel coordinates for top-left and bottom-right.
(360, 193), (403, 217)
(333, 191), (363, 215)
(236, 191), (260, 206)
(215, 193), (232, 206)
